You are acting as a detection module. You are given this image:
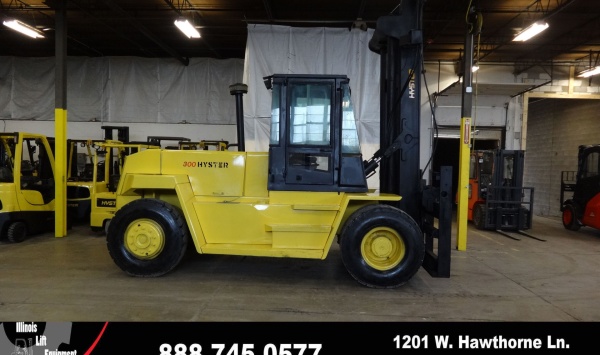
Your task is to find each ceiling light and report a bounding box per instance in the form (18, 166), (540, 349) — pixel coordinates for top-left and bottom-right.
(577, 66), (600, 78)
(513, 21), (549, 41)
(174, 18), (200, 39)
(472, 63), (480, 73)
(3, 19), (45, 39)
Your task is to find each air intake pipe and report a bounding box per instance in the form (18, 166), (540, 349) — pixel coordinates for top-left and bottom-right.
(229, 83), (248, 152)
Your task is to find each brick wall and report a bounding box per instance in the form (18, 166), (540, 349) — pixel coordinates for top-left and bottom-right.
(525, 99), (600, 217)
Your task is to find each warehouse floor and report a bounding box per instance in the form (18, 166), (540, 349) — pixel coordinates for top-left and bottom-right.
(1, 215), (599, 322)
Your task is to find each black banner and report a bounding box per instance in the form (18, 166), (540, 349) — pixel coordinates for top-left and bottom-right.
(1, 322), (596, 354)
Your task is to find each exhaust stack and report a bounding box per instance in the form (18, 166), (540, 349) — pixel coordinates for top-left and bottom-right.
(229, 83), (248, 152)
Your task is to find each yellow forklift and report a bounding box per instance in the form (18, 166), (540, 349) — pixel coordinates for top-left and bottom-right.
(88, 139), (160, 233)
(0, 127), (158, 241)
(66, 126), (132, 224)
(0, 132), (56, 243)
(104, 0), (451, 288)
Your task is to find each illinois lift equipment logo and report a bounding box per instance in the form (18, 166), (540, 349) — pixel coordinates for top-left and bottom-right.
(0, 322), (108, 355)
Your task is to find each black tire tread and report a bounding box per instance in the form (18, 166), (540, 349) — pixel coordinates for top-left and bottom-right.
(473, 203), (486, 230)
(107, 198), (189, 277)
(7, 221), (27, 243)
(339, 204), (424, 289)
(562, 204), (581, 231)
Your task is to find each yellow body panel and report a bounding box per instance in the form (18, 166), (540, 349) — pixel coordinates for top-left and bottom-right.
(0, 184), (19, 212)
(193, 192), (340, 250)
(162, 150), (246, 196)
(90, 190), (116, 231)
(19, 190), (45, 206)
(116, 149), (402, 259)
(123, 149), (162, 175)
(243, 152), (269, 197)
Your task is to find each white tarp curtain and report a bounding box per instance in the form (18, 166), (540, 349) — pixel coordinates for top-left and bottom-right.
(242, 24), (382, 156)
(0, 56), (244, 124)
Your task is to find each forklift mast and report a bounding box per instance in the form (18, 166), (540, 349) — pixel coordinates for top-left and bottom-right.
(469, 149), (536, 236)
(101, 125), (130, 143)
(471, 149), (525, 204)
(492, 150), (525, 200)
(367, 0), (450, 277)
(367, 0), (425, 223)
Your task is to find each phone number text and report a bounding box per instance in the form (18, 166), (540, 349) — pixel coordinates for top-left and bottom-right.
(160, 343), (322, 355)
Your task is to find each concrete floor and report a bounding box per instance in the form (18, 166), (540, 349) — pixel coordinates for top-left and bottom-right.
(1, 215), (599, 322)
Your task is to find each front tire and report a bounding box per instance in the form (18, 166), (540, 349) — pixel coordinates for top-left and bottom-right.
(562, 204), (581, 231)
(7, 221), (27, 243)
(472, 203), (486, 230)
(107, 198), (189, 277)
(339, 204), (425, 288)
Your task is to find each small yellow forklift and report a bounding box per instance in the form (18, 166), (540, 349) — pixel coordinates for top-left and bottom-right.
(0, 132), (56, 243)
(66, 126), (132, 224)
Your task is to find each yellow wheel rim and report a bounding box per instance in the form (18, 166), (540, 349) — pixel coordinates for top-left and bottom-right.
(124, 219), (165, 260)
(361, 226), (405, 271)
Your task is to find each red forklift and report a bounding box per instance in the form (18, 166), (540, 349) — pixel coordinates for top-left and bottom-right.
(467, 149), (540, 240)
(561, 144), (600, 231)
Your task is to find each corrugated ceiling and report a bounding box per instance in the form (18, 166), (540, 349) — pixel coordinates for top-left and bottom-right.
(0, 0), (598, 72)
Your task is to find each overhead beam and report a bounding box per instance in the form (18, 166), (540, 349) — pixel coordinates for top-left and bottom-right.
(102, 0), (189, 65)
(261, 0), (274, 21)
(479, 0), (579, 62)
(68, 0), (156, 57)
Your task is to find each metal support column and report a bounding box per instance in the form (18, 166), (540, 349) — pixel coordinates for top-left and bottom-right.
(456, 6), (478, 251)
(54, 0), (68, 238)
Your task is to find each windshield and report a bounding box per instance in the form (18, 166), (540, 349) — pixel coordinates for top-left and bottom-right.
(341, 83), (360, 154)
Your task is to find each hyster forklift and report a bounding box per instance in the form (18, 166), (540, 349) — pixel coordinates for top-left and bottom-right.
(89, 136), (232, 233)
(104, 0), (451, 288)
(66, 126), (133, 224)
(561, 144), (600, 232)
(0, 132), (56, 243)
(88, 139), (160, 233)
(467, 149), (540, 240)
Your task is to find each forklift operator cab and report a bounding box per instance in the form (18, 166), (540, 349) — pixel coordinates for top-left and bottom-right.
(0, 133), (56, 243)
(265, 74), (368, 192)
(562, 144), (600, 231)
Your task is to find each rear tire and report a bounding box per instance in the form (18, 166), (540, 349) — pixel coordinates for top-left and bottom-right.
(562, 204), (581, 231)
(472, 203), (486, 230)
(107, 198), (189, 277)
(339, 204), (425, 288)
(7, 221), (27, 243)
